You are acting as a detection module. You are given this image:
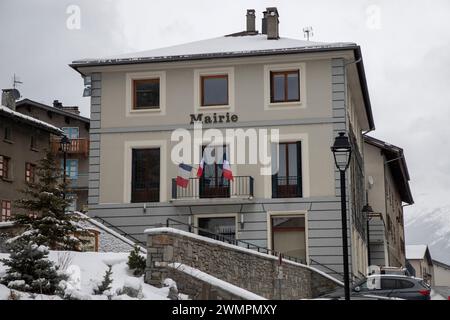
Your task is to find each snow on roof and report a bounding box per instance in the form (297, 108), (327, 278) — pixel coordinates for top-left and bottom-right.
(406, 245), (428, 260)
(72, 34), (356, 65)
(167, 262), (266, 300)
(145, 227), (343, 286)
(0, 105), (63, 135)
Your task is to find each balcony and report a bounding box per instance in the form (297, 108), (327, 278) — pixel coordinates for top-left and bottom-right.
(51, 138), (89, 157)
(172, 176), (254, 200)
(67, 173), (89, 189)
(272, 176), (302, 198)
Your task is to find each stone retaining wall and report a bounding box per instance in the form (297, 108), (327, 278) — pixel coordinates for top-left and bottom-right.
(145, 228), (341, 299)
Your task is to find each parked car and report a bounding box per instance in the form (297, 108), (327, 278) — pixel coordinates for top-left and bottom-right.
(320, 274), (431, 300)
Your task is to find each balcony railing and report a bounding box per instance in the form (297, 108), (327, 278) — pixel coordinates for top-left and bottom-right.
(51, 138), (89, 156)
(67, 173), (89, 189)
(272, 176), (302, 198)
(172, 176), (254, 200)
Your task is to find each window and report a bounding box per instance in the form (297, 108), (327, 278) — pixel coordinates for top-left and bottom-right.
(198, 216), (236, 241)
(201, 75), (228, 106)
(0, 155), (10, 179)
(199, 145), (230, 198)
(397, 279), (414, 289)
(30, 135), (38, 150)
(62, 127), (79, 139)
(25, 163), (36, 183)
(380, 278), (397, 290)
(4, 127), (12, 141)
(131, 148), (160, 203)
(66, 194), (77, 212)
(270, 70), (300, 103)
(133, 79), (160, 110)
(272, 142), (302, 198)
(1, 200), (11, 221)
(62, 159), (78, 179)
(271, 215), (306, 261)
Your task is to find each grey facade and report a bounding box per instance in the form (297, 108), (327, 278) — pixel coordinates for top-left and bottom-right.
(72, 8), (380, 281)
(16, 99), (90, 211)
(0, 96), (63, 220)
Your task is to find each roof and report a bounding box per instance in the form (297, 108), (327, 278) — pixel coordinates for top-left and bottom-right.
(406, 245), (433, 264)
(432, 259), (450, 270)
(16, 99), (90, 123)
(0, 105), (63, 135)
(364, 135), (414, 204)
(70, 33), (375, 130)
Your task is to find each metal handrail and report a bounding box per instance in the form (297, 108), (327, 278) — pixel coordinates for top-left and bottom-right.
(309, 258), (359, 284)
(165, 218), (305, 265)
(93, 216), (146, 246)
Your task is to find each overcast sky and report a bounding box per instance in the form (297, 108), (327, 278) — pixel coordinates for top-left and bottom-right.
(1, 0), (450, 237)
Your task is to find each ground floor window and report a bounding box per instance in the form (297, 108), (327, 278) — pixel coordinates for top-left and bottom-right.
(1, 200), (11, 221)
(197, 216), (236, 242)
(271, 215), (306, 262)
(131, 148), (160, 203)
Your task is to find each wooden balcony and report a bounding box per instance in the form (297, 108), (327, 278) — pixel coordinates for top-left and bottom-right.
(51, 138), (89, 157)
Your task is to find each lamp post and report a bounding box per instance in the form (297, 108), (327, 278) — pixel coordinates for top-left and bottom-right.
(331, 132), (352, 301)
(60, 135), (71, 199)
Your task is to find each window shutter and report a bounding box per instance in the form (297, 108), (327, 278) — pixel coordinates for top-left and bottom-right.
(296, 141), (302, 197)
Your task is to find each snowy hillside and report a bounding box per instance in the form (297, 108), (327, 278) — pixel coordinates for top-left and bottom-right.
(405, 203), (450, 265)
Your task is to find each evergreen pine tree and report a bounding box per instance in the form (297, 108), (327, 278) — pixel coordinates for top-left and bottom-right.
(13, 150), (84, 250)
(127, 245), (146, 276)
(0, 239), (67, 295)
(93, 265), (114, 295)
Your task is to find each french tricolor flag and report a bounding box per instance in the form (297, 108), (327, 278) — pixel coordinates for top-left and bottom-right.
(223, 159), (234, 181)
(197, 158), (205, 177)
(176, 163), (193, 188)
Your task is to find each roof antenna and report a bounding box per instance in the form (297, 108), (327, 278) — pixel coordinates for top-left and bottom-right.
(303, 26), (314, 41)
(12, 74), (23, 90)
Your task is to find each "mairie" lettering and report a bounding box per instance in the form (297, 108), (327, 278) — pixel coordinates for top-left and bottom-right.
(190, 113), (238, 125)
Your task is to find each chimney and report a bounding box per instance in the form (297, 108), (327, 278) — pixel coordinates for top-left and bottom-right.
(53, 99), (63, 108)
(62, 106), (80, 115)
(266, 7), (279, 40)
(246, 9), (256, 33)
(2, 89), (17, 111)
(261, 10), (268, 34)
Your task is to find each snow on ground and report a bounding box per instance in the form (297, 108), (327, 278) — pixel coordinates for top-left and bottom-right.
(0, 251), (171, 300)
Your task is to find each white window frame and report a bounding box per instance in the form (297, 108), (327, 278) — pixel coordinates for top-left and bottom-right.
(125, 71), (166, 116)
(263, 62), (307, 110)
(194, 67), (235, 113)
(194, 213), (239, 240)
(123, 140), (167, 203)
(266, 210), (309, 264)
(62, 127), (80, 139)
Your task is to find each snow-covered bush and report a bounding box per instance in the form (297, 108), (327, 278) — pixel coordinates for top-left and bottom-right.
(163, 278), (179, 300)
(93, 265), (114, 297)
(127, 245), (146, 276)
(116, 276), (143, 299)
(0, 239), (67, 295)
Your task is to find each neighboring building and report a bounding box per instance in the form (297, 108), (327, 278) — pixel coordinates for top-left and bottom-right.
(432, 259), (450, 287)
(406, 244), (434, 285)
(71, 8), (378, 280)
(364, 136), (413, 268)
(0, 90), (63, 221)
(15, 99), (90, 212)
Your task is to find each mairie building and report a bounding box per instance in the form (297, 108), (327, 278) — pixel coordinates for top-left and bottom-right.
(71, 8), (412, 281)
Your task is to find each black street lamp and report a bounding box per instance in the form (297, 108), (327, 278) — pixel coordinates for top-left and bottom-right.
(60, 135), (71, 199)
(331, 132), (352, 301)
